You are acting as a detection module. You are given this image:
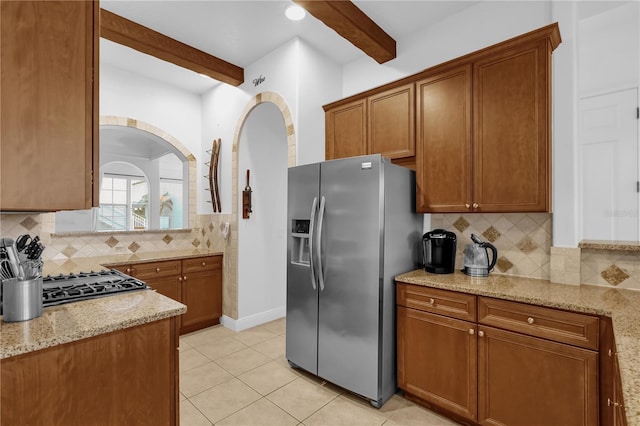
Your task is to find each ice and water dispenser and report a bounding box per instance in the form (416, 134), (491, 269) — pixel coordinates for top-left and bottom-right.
(290, 219), (311, 266)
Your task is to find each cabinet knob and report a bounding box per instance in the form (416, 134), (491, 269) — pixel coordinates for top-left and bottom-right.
(469, 328), (475, 335)
(608, 398), (623, 408)
(126, 268), (131, 273)
(156, 267), (161, 273)
(428, 298), (435, 306)
(202, 262), (206, 267)
(478, 330), (485, 337)
(178, 277), (182, 282)
(527, 317), (535, 325)
(465, 203), (470, 209)
(472, 203), (479, 209)
(183, 276), (187, 281)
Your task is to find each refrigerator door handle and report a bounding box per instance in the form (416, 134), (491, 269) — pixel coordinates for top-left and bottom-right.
(316, 195), (326, 291)
(308, 197), (318, 290)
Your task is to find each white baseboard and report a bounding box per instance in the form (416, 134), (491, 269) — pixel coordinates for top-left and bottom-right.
(220, 306), (286, 332)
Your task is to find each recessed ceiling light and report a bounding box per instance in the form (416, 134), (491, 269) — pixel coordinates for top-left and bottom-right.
(285, 4), (306, 21)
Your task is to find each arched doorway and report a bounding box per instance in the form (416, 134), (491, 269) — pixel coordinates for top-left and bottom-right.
(221, 92), (297, 328)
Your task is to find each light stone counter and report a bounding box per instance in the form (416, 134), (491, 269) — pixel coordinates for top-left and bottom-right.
(44, 249), (224, 276)
(1, 290), (186, 359)
(395, 270), (640, 425)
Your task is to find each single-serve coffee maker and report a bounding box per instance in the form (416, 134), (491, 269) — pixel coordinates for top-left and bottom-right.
(422, 229), (457, 274)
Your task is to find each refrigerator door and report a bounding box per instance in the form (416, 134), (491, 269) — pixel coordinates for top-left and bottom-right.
(286, 163), (320, 374)
(317, 155), (383, 401)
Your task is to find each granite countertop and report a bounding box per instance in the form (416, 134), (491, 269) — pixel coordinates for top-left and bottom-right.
(42, 249), (224, 277)
(395, 270), (640, 425)
(579, 240), (640, 252)
(99, 249), (224, 267)
(1, 290), (186, 359)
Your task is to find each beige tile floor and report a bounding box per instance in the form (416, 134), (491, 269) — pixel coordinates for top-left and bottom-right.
(179, 318), (459, 426)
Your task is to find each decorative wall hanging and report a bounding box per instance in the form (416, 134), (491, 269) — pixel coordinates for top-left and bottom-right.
(242, 169), (252, 219)
(205, 138), (222, 212)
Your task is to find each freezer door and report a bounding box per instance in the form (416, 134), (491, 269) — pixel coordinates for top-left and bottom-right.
(286, 164), (320, 374)
(317, 155), (383, 401)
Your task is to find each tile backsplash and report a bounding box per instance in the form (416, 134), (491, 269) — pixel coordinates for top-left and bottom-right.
(0, 213), (230, 276)
(3, 212), (638, 294)
(431, 213), (552, 280)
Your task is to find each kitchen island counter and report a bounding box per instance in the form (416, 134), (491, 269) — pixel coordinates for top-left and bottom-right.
(1, 289), (185, 359)
(395, 270), (640, 425)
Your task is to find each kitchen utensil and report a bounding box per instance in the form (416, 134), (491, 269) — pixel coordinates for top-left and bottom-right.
(15, 234), (31, 253)
(422, 229), (457, 274)
(1, 238), (23, 279)
(462, 234), (497, 277)
(2, 277), (43, 322)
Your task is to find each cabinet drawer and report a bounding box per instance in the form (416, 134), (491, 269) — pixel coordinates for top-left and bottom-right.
(397, 283), (476, 322)
(133, 260), (182, 280)
(182, 256), (222, 274)
(478, 297), (599, 350)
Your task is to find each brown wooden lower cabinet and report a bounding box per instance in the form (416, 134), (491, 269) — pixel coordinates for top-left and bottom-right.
(111, 255), (222, 334)
(1, 318), (179, 426)
(397, 283), (608, 426)
(477, 325), (598, 426)
(397, 306), (477, 421)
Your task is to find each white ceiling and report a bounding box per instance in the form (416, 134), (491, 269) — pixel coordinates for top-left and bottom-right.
(100, 0), (480, 94)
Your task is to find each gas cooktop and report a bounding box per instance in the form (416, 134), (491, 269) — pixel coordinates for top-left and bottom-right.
(42, 269), (148, 307)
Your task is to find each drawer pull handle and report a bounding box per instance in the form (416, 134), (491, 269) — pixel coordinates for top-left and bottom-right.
(478, 330), (484, 337)
(428, 298), (435, 306)
(527, 317), (535, 324)
(156, 267), (161, 273)
(469, 328), (475, 335)
(202, 262), (206, 267)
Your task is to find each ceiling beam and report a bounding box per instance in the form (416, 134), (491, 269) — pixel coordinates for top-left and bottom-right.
(293, 0), (396, 64)
(100, 9), (244, 86)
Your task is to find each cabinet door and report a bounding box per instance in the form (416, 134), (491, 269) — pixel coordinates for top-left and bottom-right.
(0, 1), (98, 211)
(368, 83), (415, 160)
(397, 306), (477, 421)
(416, 65), (472, 213)
(1, 318), (178, 426)
(325, 99), (367, 160)
(478, 325), (598, 426)
(473, 40), (551, 212)
(181, 259), (222, 334)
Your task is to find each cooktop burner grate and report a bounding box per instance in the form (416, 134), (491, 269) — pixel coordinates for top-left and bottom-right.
(42, 269), (148, 307)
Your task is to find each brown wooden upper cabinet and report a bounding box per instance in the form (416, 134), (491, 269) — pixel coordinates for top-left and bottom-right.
(324, 82), (416, 167)
(0, 1), (99, 212)
(417, 24), (560, 213)
(325, 98), (368, 160)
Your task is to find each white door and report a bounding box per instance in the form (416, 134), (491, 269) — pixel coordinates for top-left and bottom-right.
(579, 88), (639, 241)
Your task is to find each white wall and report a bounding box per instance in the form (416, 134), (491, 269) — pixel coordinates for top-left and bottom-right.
(200, 38), (342, 215)
(237, 103), (288, 324)
(342, 1), (551, 97)
(101, 64), (204, 210)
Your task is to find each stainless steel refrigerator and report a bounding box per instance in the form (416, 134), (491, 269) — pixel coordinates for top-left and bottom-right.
(286, 154), (422, 408)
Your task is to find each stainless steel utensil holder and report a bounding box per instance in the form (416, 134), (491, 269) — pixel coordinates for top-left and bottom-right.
(2, 277), (43, 322)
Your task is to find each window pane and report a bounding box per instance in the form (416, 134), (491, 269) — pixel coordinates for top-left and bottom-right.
(159, 180), (183, 229)
(113, 178), (127, 191)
